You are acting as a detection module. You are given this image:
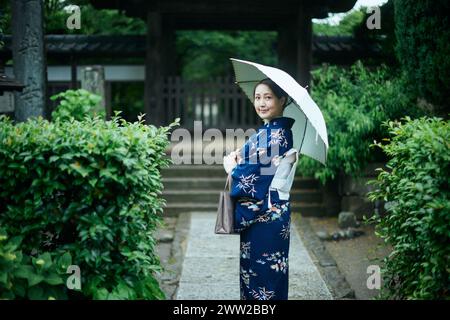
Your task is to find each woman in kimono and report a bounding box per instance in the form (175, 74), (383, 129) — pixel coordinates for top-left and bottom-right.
(225, 78), (295, 300)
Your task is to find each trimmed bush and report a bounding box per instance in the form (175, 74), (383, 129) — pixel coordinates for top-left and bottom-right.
(0, 114), (178, 299)
(367, 116), (450, 299)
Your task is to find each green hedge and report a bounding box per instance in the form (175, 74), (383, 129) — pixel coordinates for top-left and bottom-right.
(368, 116), (450, 299)
(299, 61), (424, 184)
(394, 0), (450, 109)
(0, 114), (178, 299)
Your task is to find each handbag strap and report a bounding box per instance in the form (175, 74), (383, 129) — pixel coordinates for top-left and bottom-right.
(224, 173), (232, 192)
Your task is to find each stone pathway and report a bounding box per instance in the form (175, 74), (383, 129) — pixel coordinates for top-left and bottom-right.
(175, 211), (332, 300)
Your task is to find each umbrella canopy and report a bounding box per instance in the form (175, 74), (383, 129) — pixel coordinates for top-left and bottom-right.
(230, 58), (329, 165)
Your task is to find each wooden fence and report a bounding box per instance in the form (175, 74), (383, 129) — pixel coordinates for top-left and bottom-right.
(161, 76), (259, 130)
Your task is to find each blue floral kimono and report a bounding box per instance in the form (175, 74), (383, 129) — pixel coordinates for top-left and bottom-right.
(230, 116), (294, 300)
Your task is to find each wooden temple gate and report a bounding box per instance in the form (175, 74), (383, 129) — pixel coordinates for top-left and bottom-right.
(91, 0), (357, 128)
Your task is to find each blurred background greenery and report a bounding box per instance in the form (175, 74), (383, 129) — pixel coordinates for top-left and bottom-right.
(0, 0), (448, 180)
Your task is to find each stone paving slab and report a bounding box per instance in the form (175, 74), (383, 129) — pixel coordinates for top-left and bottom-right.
(175, 211), (332, 300)
(177, 283), (240, 300)
(178, 256), (239, 283)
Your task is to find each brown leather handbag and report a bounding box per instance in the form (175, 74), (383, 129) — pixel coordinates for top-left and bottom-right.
(214, 173), (237, 234)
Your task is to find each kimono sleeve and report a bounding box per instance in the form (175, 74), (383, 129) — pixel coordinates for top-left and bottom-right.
(230, 127), (293, 201)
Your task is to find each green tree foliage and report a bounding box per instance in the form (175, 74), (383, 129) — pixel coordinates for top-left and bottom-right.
(0, 1), (146, 35)
(0, 2), (10, 50)
(367, 116), (450, 299)
(0, 19), (4, 49)
(394, 0), (450, 110)
(0, 1), (10, 38)
(44, 1), (146, 35)
(299, 61), (424, 184)
(313, 9), (365, 36)
(176, 31), (277, 81)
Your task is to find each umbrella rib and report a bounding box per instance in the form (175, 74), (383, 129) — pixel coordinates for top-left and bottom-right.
(299, 120), (308, 153)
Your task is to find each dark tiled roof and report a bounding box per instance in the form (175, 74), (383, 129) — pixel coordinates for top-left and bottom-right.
(312, 35), (384, 63)
(0, 34), (384, 63)
(0, 35), (146, 58)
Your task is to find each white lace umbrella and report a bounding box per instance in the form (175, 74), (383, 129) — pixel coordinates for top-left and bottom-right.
(230, 58), (329, 165)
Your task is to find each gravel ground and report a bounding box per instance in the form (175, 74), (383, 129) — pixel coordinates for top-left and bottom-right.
(303, 216), (392, 300)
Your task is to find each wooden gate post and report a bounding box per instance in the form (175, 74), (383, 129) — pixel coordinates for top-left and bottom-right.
(297, 3), (312, 89)
(144, 10), (163, 126)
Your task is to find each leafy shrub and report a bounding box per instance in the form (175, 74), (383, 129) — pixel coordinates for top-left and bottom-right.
(299, 61), (424, 183)
(0, 228), (72, 300)
(367, 116), (450, 299)
(51, 89), (104, 121)
(0, 114), (178, 299)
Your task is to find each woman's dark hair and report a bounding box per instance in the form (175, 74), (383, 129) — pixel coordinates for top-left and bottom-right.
(253, 78), (290, 107)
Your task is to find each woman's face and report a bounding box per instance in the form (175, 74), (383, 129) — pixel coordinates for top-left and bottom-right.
(254, 84), (285, 122)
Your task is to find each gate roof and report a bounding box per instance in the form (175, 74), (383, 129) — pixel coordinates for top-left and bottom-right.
(90, 0), (357, 30)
